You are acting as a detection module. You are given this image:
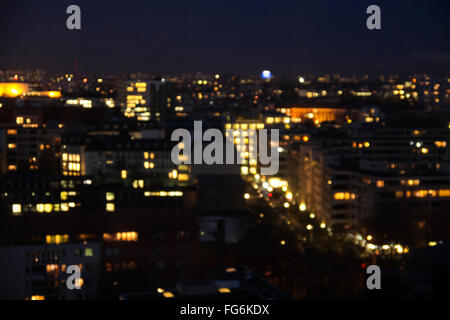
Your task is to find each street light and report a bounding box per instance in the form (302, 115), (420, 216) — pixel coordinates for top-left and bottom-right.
(306, 224), (313, 242)
(299, 203), (306, 211)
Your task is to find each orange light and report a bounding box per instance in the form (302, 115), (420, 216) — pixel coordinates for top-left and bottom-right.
(218, 287), (231, 293)
(0, 83), (29, 97)
(162, 291), (175, 298)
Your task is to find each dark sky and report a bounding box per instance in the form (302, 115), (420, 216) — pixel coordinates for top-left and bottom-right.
(0, 0), (449, 76)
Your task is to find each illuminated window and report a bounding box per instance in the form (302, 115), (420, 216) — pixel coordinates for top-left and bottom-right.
(428, 190), (437, 197)
(132, 180), (144, 189)
(406, 179), (420, 186)
(169, 170), (178, 179)
(377, 180), (384, 188)
(44, 203), (53, 213)
(46, 264), (59, 273)
(333, 192), (356, 200)
(12, 204), (21, 214)
(414, 190), (427, 198)
(61, 203), (69, 212)
(31, 295), (45, 301)
(8, 164), (17, 171)
(144, 191), (183, 197)
(7, 129), (17, 135)
(75, 278), (84, 288)
(334, 193), (345, 200)
(106, 203), (115, 212)
(103, 231), (138, 242)
(438, 189), (450, 197)
(85, 248), (93, 257)
(178, 174), (189, 181)
(7, 143), (16, 149)
(121, 170), (127, 179)
(45, 234), (69, 244)
(106, 192), (114, 201)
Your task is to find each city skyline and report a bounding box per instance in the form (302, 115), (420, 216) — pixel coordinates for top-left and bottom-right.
(0, 0), (449, 305)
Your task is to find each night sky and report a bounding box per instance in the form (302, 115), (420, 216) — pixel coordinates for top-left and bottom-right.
(0, 0), (449, 76)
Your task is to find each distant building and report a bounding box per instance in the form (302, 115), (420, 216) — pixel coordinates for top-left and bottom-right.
(0, 241), (101, 300)
(117, 79), (173, 122)
(0, 209), (200, 299)
(0, 126), (61, 174)
(296, 125), (450, 246)
(61, 135), (191, 187)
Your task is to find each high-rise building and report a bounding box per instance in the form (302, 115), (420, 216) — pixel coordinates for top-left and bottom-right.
(117, 79), (173, 122)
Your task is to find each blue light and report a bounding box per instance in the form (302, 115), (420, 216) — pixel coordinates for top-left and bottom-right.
(261, 70), (272, 79)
